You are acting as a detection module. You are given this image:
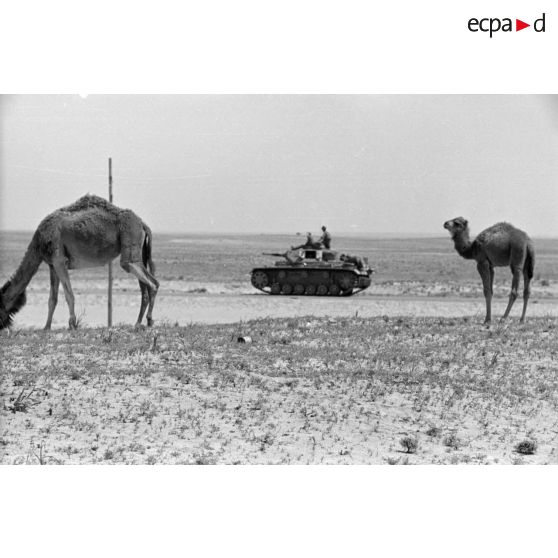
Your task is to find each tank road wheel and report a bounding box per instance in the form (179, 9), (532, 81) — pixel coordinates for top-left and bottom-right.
(270, 283), (281, 295)
(293, 284), (305, 295)
(281, 284), (293, 295)
(305, 284), (317, 296)
(316, 284), (328, 296)
(251, 271), (269, 290)
(328, 284), (340, 296)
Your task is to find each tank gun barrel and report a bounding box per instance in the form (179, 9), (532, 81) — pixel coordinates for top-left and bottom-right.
(262, 252), (287, 257)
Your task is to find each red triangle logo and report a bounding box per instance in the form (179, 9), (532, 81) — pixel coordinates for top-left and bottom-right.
(516, 19), (530, 31)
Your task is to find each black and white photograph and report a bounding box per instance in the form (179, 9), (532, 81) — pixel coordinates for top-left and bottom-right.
(2, 94), (557, 465)
(1, 2), (557, 557)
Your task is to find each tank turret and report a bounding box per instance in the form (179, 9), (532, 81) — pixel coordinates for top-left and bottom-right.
(251, 247), (373, 296)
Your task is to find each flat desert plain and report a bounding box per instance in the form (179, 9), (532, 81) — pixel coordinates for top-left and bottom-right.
(1, 233), (557, 464)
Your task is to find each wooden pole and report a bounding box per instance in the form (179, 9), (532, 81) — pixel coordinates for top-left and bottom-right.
(108, 158), (113, 327)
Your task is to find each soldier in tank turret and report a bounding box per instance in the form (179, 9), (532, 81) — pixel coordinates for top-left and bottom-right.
(319, 225), (332, 249)
(291, 232), (321, 250)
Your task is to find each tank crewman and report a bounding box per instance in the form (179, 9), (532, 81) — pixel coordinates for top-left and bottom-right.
(291, 232), (320, 250)
(340, 253), (365, 271)
(319, 225), (332, 249)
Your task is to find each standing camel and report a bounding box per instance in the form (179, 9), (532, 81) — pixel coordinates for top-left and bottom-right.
(0, 194), (159, 330)
(443, 217), (535, 324)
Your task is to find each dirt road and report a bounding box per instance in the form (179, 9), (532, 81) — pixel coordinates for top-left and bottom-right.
(14, 290), (558, 329)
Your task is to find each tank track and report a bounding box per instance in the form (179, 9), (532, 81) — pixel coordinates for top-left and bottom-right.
(251, 267), (370, 296)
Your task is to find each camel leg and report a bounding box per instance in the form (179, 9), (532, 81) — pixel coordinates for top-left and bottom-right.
(146, 286), (157, 327)
(135, 281), (149, 328)
(520, 268), (531, 323)
(44, 265), (60, 330)
(144, 268), (159, 290)
(123, 262), (158, 328)
(477, 261), (492, 324)
(122, 262), (159, 292)
(53, 261), (77, 329)
(146, 265), (159, 327)
(502, 266), (521, 320)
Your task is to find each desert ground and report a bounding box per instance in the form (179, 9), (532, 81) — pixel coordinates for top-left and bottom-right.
(1, 232), (557, 464)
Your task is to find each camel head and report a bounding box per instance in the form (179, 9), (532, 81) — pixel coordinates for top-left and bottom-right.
(443, 217), (469, 237)
(0, 282), (27, 330)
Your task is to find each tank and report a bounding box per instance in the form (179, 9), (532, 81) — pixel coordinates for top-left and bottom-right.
(250, 247), (373, 296)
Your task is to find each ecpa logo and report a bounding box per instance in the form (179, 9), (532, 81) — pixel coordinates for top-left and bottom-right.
(468, 13), (546, 37)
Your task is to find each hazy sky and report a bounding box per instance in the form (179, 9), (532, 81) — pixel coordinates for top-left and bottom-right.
(1, 95), (557, 236)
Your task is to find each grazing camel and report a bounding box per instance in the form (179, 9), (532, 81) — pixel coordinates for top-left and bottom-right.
(443, 217), (535, 324)
(0, 194), (159, 330)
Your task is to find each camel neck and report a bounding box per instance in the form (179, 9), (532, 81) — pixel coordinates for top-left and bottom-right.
(452, 231), (475, 259)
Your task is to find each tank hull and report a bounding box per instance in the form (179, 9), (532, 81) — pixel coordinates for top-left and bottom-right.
(251, 264), (372, 296)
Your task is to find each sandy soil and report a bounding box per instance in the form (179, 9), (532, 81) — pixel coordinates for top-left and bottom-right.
(2, 317), (557, 465)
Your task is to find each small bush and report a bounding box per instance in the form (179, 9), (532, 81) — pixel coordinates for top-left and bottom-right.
(514, 439), (537, 455)
(443, 432), (460, 450)
(400, 436), (418, 454)
(426, 425), (441, 438)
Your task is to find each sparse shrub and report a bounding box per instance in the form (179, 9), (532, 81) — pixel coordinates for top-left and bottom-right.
(400, 436), (418, 454)
(449, 453), (471, 464)
(138, 400), (158, 424)
(128, 442), (145, 454)
(426, 425), (441, 438)
(9, 388), (33, 413)
(32, 441), (47, 465)
(73, 311), (86, 329)
(259, 433), (275, 451)
(101, 330), (113, 343)
(193, 452), (217, 465)
(514, 439), (537, 455)
(443, 432), (460, 450)
(150, 333), (159, 352)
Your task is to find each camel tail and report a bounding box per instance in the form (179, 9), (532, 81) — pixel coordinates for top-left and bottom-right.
(0, 233), (43, 329)
(525, 242), (535, 280)
(142, 226), (156, 276)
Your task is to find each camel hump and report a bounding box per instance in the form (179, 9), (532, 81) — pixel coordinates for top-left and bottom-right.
(477, 222), (529, 247)
(62, 194), (118, 214)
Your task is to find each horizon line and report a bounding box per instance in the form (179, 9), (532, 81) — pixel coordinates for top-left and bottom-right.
(2, 229), (558, 240)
